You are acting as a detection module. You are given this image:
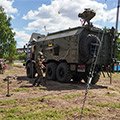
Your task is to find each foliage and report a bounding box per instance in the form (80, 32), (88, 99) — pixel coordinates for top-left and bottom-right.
(0, 7), (16, 63)
(116, 37), (120, 60)
(16, 52), (26, 60)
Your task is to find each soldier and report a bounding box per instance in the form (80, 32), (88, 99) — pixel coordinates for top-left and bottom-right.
(0, 59), (5, 74)
(32, 51), (46, 86)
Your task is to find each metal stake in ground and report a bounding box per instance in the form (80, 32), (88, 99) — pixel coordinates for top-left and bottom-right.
(6, 77), (11, 97)
(3, 75), (17, 97)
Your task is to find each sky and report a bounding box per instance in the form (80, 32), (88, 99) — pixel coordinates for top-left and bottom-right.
(0, 0), (120, 48)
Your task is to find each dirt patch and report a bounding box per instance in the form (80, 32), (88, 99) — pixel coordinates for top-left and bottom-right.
(0, 66), (120, 120)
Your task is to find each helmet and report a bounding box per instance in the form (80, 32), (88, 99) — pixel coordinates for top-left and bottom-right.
(38, 51), (44, 59)
(38, 51), (43, 56)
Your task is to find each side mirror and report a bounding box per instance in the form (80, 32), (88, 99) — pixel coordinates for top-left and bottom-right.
(23, 45), (26, 53)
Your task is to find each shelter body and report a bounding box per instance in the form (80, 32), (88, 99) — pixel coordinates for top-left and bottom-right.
(24, 9), (115, 84)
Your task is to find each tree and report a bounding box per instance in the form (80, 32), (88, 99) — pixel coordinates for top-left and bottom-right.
(0, 7), (16, 63)
(117, 37), (120, 60)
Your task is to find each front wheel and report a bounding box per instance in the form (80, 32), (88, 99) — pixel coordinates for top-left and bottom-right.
(26, 62), (36, 78)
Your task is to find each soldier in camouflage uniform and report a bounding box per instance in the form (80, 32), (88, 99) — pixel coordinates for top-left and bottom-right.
(0, 59), (5, 74)
(32, 52), (46, 86)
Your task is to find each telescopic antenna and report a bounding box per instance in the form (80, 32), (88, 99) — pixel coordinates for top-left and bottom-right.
(114, 0), (120, 60)
(116, 0), (120, 32)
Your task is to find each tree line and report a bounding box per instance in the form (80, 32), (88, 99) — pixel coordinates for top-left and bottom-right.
(0, 7), (16, 63)
(117, 37), (120, 60)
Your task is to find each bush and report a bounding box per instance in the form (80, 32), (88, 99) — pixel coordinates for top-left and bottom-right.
(17, 53), (26, 60)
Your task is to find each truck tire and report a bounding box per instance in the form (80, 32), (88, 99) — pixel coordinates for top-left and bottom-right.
(83, 72), (100, 84)
(91, 72), (100, 84)
(26, 62), (36, 78)
(56, 62), (71, 82)
(80, 34), (100, 63)
(46, 62), (57, 80)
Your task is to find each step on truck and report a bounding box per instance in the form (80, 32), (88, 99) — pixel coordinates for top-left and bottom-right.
(24, 9), (116, 84)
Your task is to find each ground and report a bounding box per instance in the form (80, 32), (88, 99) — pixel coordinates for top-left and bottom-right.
(0, 65), (120, 120)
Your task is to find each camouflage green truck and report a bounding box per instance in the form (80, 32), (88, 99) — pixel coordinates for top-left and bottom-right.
(25, 9), (115, 84)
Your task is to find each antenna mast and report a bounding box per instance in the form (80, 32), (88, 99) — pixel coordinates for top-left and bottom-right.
(116, 0), (120, 32)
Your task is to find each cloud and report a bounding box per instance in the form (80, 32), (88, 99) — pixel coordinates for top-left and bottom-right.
(0, 0), (18, 14)
(14, 30), (31, 48)
(23, 0), (119, 33)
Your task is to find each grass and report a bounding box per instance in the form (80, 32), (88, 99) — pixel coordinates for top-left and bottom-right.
(18, 108), (64, 120)
(0, 93), (119, 120)
(5, 69), (17, 75)
(0, 99), (17, 106)
(0, 105), (64, 120)
(105, 92), (118, 97)
(61, 93), (81, 100)
(12, 64), (23, 68)
(96, 102), (120, 109)
(107, 87), (116, 91)
(0, 98), (60, 120)
(0, 105), (97, 120)
(27, 92), (82, 102)
(12, 88), (29, 92)
(0, 94), (98, 120)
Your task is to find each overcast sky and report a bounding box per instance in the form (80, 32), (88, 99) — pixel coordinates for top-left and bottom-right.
(0, 0), (119, 48)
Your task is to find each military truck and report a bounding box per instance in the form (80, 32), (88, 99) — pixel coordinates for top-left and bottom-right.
(25, 9), (116, 84)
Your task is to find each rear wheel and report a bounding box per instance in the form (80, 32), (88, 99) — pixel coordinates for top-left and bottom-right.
(46, 62), (57, 80)
(56, 62), (71, 82)
(83, 72), (100, 84)
(92, 72), (100, 84)
(26, 62), (36, 78)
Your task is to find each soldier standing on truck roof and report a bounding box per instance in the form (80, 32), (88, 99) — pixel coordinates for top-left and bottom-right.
(32, 51), (46, 86)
